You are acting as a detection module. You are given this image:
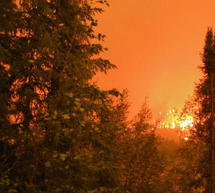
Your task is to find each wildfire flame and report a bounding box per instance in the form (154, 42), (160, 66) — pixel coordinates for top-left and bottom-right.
(180, 115), (193, 131)
(158, 108), (194, 141)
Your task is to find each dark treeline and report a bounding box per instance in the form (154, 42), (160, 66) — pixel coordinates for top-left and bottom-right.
(0, 0), (214, 193)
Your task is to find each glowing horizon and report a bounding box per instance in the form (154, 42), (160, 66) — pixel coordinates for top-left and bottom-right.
(96, 0), (215, 116)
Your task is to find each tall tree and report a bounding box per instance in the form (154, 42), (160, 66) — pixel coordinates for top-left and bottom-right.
(193, 28), (215, 193)
(0, 0), (124, 192)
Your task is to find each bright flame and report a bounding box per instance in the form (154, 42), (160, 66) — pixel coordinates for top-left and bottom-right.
(159, 108), (179, 129)
(171, 122), (176, 129)
(180, 117), (193, 131)
(158, 108), (194, 141)
(184, 137), (189, 141)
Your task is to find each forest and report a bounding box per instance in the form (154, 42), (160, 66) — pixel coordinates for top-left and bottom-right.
(0, 0), (215, 193)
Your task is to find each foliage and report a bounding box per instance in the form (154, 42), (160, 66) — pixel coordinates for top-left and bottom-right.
(1, 1), (206, 193)
(0, 0), (123, 192)
(157, 138), (207, 193)
(168, 28), (215, 193)
(119, 102), (164, 193)
(192, 28), (215, 193)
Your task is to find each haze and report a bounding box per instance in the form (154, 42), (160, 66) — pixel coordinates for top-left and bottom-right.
(96, 0), (215, 116)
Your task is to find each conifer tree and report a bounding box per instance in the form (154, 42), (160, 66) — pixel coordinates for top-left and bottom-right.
(0, 0), (123, 192)
(194, 28), (215, 193)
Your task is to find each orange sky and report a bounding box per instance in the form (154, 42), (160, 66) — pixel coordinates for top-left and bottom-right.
(95, 0), (215, 117)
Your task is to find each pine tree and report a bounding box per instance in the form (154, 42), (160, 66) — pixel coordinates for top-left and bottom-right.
(194, 28), (215, 193)
(0, 0), (123, 192)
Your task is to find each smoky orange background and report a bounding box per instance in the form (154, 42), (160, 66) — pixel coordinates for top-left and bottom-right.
(96, 0), (215, 117)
